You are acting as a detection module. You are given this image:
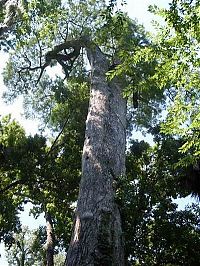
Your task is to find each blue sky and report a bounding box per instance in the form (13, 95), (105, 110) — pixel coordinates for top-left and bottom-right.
(0, 0), (196, 265)
(125, 0), (168, 30)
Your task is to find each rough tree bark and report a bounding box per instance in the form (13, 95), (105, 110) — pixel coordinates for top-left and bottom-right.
(65, 45), (126, 265)
(0, 26), (126, 263)
(45, 212), (54, 266)
(0, 0), (127, 262)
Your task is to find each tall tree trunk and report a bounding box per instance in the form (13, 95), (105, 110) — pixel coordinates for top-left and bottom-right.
(45, 212), (54, 266)
(20, 252), (25, 266)
(66, 45), (126, 265)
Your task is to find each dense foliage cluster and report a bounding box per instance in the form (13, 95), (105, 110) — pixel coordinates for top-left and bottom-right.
(0, 0), (199, 265)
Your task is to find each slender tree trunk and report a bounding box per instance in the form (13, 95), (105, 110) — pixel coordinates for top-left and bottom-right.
(45, 212), (54, 266)
(20, 252), (25, 266)
(66, 45), (126, 265)
(20, 250), (26, 266)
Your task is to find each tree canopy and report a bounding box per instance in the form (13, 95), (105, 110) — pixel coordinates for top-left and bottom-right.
(0, 0), (200, 265)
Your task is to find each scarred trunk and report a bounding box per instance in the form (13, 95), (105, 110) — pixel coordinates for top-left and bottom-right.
(45, 212), (54, 266)
(66, 45), (126, 265)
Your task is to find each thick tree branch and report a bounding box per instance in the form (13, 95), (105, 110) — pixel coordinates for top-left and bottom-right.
(42, 39), (84, 79)
(18, 37), (90, 84)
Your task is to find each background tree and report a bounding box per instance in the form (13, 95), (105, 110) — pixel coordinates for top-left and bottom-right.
(150, 0), (199, 156)
(5, 226), (50, 266)
(121, 135), (200, 265)
(0, 92), (88, 263)
(149, 0), (200, 198)
(0, 115), (26, 247)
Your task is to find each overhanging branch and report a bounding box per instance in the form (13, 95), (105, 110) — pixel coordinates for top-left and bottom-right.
(42, 39), (85, 80)
(19, 37), (90, 84)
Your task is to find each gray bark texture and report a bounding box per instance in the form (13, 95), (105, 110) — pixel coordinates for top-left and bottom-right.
(45, 212), (54, 266)
(65, 45), (126, 265)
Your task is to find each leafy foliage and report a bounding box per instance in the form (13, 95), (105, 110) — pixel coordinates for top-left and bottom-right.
(147, 0), (200, 164)
(120, 138), (200, 265)
(0, 112), (85, 251)
(6, 226), (46, 266)
(1, 0), (200, 265)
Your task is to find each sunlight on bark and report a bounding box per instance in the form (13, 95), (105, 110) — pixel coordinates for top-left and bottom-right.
(72, 216), (81, 244)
